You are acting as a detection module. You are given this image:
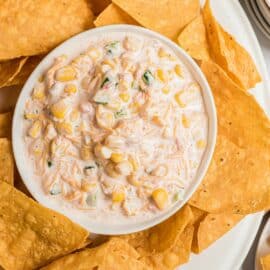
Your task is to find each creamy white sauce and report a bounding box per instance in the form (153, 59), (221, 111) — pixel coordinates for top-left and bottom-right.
(23, 33), (208, 223)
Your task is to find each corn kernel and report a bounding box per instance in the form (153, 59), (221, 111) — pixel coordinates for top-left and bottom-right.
(127, 175), (141, 187)
(94, 144), (112, 159)
(112, 191), (125, 203)
(55, 66), (76, 82)
(158, 48), (169, 58)
(174, 92), (186, 108)
(87, 48), (101, 60)
(28, 120), (42, 138)
(102, 59), (115, 68)
(156, 69), (167, 83)
(111, 153), (125, 163)
(96, 111), (115, 130)
(196, 139), (206, 149)
(152, 188), (168, 210)
(64, 84), (77, 95)
(56, 122), (73, 135)
(128, 156), (139, 171)
(152, 115), (164, 126)
(24, 113), (38, 120)
(174, 64), (183, 77)
(32, 85), (45, 101)
(107, 100), (121, 111)
(119, 92), (130, 102)
(115, 161), (132, 176)
(105, 163), (119, 178)
(50, 100), (68, 119)
(182, 115), (190, 128)
(81, 180), (96, 192)
(162, 87), (170, 94)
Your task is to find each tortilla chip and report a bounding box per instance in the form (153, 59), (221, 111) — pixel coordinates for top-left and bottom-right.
(203, 0), (261, 90)
(0, 138), (14, 185)
(94, 4), (139, 27)
(0, 57), (28, 88)
(0, 181), (89, 270)
(112, 0), (200, 40)
(189, 60), (270, 214)
(41, 238), (150, 270)
(192, 213), (243, 253)
(189, 206), (207, 253)
(89, 0), (111, 15)
(121, 205), (193, 256)
(5, 55), (43, 87)
(261, 254), (270, 270)
(178, 14), (210, 61)
(0, 112), (12, 138)
(147, 225), (194, 270)
(0, 1), (94, 60)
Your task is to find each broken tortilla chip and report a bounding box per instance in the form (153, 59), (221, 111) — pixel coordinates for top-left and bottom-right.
(0, 57), (28, 88)
(0, 111), (12, 138)
(0, 0), (94, 60)
(192, 212), (243, 253)
(147, 225), (194, 270)
(0, 181), (89, 270)
(89, 0), (111, 15)
(178, 14), (210, 61)
(261, 254), (270, 270)
(203, 0), (261, 90)
(112, 0), (200, 40)
(5, 55), (43, 87)
(0, 138), (14, 185)
(41, 238), (150, 270)
(189, 60), (270, 214)
(94, 4), (139, 27)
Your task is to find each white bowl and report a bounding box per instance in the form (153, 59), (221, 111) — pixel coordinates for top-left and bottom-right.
(12, 25), (217, 235)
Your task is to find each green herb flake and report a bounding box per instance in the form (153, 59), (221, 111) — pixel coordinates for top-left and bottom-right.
(101, 77), (110, 88)
(114, 108), (127, 119)
(47, 161), (52, 167)
(142, 70), (154, 86)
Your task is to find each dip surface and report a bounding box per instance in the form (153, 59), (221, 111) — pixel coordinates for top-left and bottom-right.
(23, 33), (208, 223)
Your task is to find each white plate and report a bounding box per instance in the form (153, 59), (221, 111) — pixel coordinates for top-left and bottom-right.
(255, 216), (270, 270)
(180, 0), (270, 269)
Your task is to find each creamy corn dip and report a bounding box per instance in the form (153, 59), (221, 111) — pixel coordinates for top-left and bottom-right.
(23, 33), (208, 222)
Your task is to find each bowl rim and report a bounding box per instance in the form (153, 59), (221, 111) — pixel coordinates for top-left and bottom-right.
(12, 24), (217, 235)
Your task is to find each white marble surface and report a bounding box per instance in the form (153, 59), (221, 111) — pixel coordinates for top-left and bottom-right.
(240, 1), (270, 269)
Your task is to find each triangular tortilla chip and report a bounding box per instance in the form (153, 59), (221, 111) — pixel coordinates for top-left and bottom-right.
(121, 205), (193, 256)
(89, 0), (111, 15)
(0, 181), (89, 270)
(0, 57), (28, 88)
(192, 212), (243, 253)
(261, 254), (270, 270)
(0, 112), (12, 138)
(203, 0), (261, 90)
(94, 4), (139, 27)
(5, 55), (43, 87)
(0, 138), (14, 185)
(0, 1), (94, 59)
(147, 225), (194, 269)
(112, 0), (200, 40)
(178, 14), (210, 60)
(41, 238), (150, 270)
(189, 60), (270, 214)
